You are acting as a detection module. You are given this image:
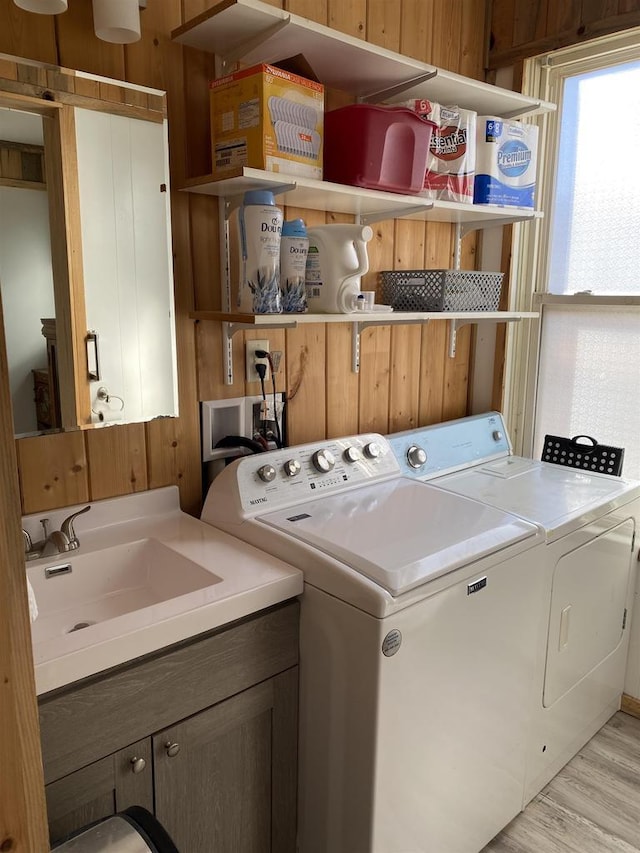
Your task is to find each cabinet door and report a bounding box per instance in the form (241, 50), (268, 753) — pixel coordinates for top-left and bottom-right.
(45, 738), (153, 846)
(154, 667), (297, 853)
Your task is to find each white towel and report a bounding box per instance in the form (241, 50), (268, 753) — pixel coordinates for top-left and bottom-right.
(27, 577), (38, 623)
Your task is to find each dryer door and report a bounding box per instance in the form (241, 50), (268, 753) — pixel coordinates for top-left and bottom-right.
(543, 517), (634, 708)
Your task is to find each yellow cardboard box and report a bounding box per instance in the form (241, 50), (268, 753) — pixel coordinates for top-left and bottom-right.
(210, 61), (324, 180)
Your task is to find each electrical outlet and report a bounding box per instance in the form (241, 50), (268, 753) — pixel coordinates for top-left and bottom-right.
(245, 339), (270, 383)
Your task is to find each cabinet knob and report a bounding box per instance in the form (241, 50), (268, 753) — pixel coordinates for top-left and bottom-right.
(165, 741), (180, 758)
(130, 756), (146, 774)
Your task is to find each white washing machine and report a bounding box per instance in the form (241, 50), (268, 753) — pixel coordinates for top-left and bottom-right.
(201, 434), (546, 853)
(387, 413), (640, 804)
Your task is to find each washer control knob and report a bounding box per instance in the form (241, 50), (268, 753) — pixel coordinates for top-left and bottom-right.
(312, 449), (335, 473)
(492, 430), (504, 442)
(407, 445), (427, 469)
(343, 446), (361, 464)
(257, 464), (276, 483)
(283, 459), (301, 478)
(363, 442), (381, 459)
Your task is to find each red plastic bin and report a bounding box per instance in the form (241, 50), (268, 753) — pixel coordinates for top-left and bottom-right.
(323, 104), (436, 195)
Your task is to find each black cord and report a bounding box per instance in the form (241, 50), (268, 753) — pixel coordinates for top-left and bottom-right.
(255, 362), (268, 443)
(271, 369), (282, 448)
(256, 349), (282, 448)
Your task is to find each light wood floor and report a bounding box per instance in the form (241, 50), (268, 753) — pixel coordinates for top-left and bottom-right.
(482, 712), (640, 852)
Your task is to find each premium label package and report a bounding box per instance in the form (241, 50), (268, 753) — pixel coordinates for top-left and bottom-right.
(474, 117), (539, 208)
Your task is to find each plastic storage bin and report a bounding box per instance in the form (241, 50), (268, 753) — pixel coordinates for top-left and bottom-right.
(380, 269), (504, 312)
(323, 105), (436, 194)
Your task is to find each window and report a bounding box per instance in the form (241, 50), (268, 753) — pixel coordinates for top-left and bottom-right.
(549, 61), (640, 296)
(511, 30), (640, 480)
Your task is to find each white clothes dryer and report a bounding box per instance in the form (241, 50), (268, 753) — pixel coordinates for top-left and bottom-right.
(201, 434), (546, 853)
(387, 413), (640, 804)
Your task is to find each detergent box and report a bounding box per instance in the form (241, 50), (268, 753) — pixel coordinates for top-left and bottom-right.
(210, 57), (324, 180)
(397, 99), (476, 203)
(474, 117), (539, 208)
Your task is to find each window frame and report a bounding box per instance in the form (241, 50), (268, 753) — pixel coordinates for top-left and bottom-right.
(504, 27), (640, 456)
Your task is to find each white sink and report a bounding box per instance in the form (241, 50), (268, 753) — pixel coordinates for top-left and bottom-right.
(24, 486), (303, 695)
(30, 538), (222, 646)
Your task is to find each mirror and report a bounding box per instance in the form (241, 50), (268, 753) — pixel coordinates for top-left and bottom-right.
(0, 55), (178, 436)
(0, 108), (55, 434)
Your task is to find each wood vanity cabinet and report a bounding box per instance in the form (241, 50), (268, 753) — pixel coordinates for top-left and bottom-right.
(38, 600), (299, 852)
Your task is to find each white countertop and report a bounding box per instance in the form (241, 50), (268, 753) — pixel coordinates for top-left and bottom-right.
(24, 486), (302, 695)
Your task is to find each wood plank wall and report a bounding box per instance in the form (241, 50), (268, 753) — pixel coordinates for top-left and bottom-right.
(489, 0), (640, 68)
(1, 0), (489, 520)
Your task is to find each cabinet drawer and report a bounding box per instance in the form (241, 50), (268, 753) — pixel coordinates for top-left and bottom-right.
(40, 600), (299, 783)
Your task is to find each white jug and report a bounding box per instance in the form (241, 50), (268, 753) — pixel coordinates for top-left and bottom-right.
(305, 224), (374, 313)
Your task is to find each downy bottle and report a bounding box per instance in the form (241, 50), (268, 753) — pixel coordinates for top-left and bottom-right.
(280, 219), (309, 313)
(237, 190), (283, 313)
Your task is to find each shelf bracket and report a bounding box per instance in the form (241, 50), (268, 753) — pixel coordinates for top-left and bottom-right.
(358, 69), (438, 104)
(502, 101), (543, 120)
(448, 316), (524, 358)
(218, 15), (292, 71)
(352, 318), (425, 372)
(360, 203), (431, 226)
(454, 222), (463, 271)
(457, 212), (537, 238)
(222, 321), (235, 385)
(352, 320), (381, 373)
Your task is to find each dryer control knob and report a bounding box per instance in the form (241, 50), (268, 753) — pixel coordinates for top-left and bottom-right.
(407, 445), (427, 469)
(343, 446), (361, 464)
(363, 442), (381, 459)
(284, 459), (301, 477)
(312, 449), (335, 473)
(492, 430), (504, 442)
(257, 464), (276, 483)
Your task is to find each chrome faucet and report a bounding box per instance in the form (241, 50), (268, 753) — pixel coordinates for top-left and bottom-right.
(23, 505), (91, 561)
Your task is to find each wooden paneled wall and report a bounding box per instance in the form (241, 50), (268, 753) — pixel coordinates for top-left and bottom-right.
(1, 0), (488, 520)
(489, 0), (640, 68)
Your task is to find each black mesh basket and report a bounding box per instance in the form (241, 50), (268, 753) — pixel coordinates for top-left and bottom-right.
(541, 434), (625, 477)
(379, 269), (504, 312)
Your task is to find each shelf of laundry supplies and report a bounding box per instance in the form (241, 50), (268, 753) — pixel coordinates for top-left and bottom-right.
(181, 169), (542, 229)
(171, 0), (555, 118)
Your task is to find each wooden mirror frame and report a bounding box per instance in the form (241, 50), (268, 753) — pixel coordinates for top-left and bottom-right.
(0, 54), (168, 432)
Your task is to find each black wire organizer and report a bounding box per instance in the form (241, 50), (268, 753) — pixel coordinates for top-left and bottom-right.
(541, 434), (625, 476)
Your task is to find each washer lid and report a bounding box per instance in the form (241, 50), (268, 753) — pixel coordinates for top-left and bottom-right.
(258, 478), (536, 596)
(436, 457), (640, 537)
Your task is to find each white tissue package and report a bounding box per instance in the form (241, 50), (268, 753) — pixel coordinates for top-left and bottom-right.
(474, 117), (539, 208)
(397, 99), (476, 203)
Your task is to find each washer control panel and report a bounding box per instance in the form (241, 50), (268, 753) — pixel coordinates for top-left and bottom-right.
(232, 434), (400, 513)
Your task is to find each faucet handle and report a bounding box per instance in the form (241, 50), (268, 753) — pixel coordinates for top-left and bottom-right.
(22, 528), (33, 553)
(60, 505), (91, 549)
